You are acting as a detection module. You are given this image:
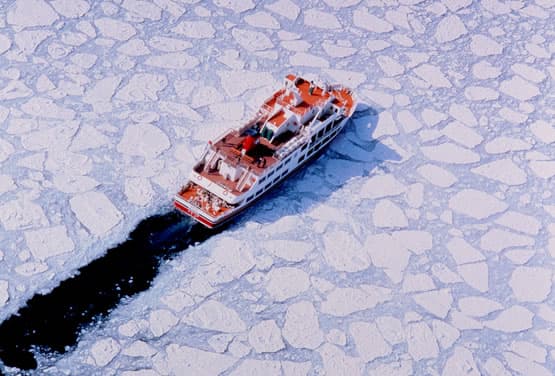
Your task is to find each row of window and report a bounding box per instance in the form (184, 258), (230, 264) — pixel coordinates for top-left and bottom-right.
(246, 169), (290, 203)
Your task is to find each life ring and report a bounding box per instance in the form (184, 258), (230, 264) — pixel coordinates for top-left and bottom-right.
(223, 190), (229, 196)
(196, 174), (202, 181)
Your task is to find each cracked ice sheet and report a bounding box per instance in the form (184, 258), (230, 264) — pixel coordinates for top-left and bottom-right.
(1, 1), (555, 375)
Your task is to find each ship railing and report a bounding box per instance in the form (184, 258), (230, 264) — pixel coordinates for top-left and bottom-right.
(274, 134), (306, 159)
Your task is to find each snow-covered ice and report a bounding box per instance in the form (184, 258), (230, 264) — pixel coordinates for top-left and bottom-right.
(1, 0), (555, 374)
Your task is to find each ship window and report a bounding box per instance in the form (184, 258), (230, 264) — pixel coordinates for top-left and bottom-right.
(276, 164), (283, 170)
(298, 155), (305, 162)
(325, 123), (332, 132)
(259, 176), (266, 183)
(268, 170), (275, 177)
(273, 177), (280, 183)
(281, 169), (289, 177)
(247, 195), (255, 202)
(261, 125), (274, 141)
(318, 129), (324, 138)
(301, 143), (308, 151)
(284, 157), (291, 164)
(264, 183), (271, 190)
(311, 135), (316, 143)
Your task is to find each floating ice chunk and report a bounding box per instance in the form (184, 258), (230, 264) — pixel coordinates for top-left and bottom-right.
(509, 266), (552, 303)
(94, 18), (136, 41)
(145, 52), (200, 70)
(360, 174), (405, 199)
(495, 211), (541, 235)
(470, 35), (503, 56)
(24, 225), (74, 261)
(373, 110), (398, 136)
(322, 42), (357, 58)
(230, 359), (280, 376)
(349, 322), (391, 362)
(0, 174), (16, 195)
(321, 285), (391, 317)
(413, 289), (452, 318)
(318, 344), (363, 376)
(391, 230), (433, 254)
(432, 263), (462, 284)
(353, 8), (393, 33)
(304, 9), (341, 29)
(442, 347), (479, 376)
(7, 0), (58, 28)
(91, 337), (120, 367)
(417, 164), (457, 187)
(472, 60), (502, 79)
(148, 36), (191, 53)
(403, 274), (435, 292)
(322, 230), (370, 272)
(122, 0), (162, 20)
(377, 56), (405, 77)
(366, 233), (410, 283)
(153, 344), (236, 375)
(530, 120), (555, 144)
(483, 357), (511, 376)
(266, 267), (309, 301)
(15, 261), (48, 276)
(368, 360), (413, 376)
(0, 280), (9, 307)
(70, 191), (122, 236)
(83, 76), (121, 112)
(413, 64), (452, 88)
(213, 0), (254, 12)
(499, 107), (528, 124)
(441, 122), (483, 148)
(263, 240), (313, 262)
(486, 305), (534, 332)
(434, 14), (467, 43)
(449, 104), (477, 127)
(70, 125), (110, 152)
(511, 63), (546, 83)
(503, 352), (552, 376)
(480, 229), (534, 252)
(485, 136), (531, 154)
(323, 68), (366, 88)
(244, 11), (280, 29)
(373, 199), (408, 228)
(232, 28), (273, 51)
(191, 86), (222, 108)
(0, 34), (11, 55)
(397, 110), (422, 133)
(116, 73), (167, 102)
(172, 20), (215, 38)
(447, 238), (484, 264)
(0, 138), (14, 163)
(50, 0), (90, 18)
(449, 189), (507, 220)
(21, 97), (75, 120)
(510, 340), (547, 363)
(185, 300), (246, 333)
(248, 320), (284, 353)
(375, 316), (404, 345)
(464, 86), (499, 101)
(118, 39), (150, 56)
(500, 76), (540, 101)
(118, 123), (170, 159)
(431, 320), (459, 349)
(0, 198), (48, 231)
(122, 340), (157, 358)
(471, 159), (526, 186)
(366, 39), (391, 51)
(457, 262), (488, 292)
(149, 309), (178, 337)
(118, 319), (149, 338)
(290, 52), (329, 68)
(218, 70), (274, 98)
(282, 301), (323, 349)
(0, 80), (33, 100)
(458, 296), (502, 317)
(421, 143), (480, 164)
(406, 322), (439, 361)
(265, 0), (299, 20)
(529, 160), (555, 179)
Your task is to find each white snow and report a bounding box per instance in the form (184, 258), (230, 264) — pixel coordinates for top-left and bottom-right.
(485, 306), (534, 332)
(499, 76), (541, 101)
(24, 226), (74, 261)
(470, 35), (503, 56)
(282, 301), (323, 350)
(248, 320), (284, 353)
(448, 189), (507, 220)
(405, 322), (439, 361)
(471, 159), (527, 185)
(372, 199), (409, 228)
(349, 322), (391, 362)
(421, 143), (479, 164)
(321, 285), (391, 317)
(434, 15), (467, 43)
(458, 296), (503, 317)
(509, 267), (552, 303)
(7, 0), (58, 28)
(480, 229), (534, 252)
(442, 347), (479, 376)
(412, 289), (453, 318)
(149, 309), (178, 337)
(322, 230), (370, 272)
(413, 64), (452, 88)
(94, 18), (136, 41)
(69, 192), (123, 236)
(265, 267), (309, 301)
(90, 338), (120, 367)
(185, 300), (246, 333)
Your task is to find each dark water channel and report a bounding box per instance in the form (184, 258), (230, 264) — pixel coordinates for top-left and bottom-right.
(0, 211), (216, 371)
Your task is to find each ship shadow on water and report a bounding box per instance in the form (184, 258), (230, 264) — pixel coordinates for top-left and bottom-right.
(0, 212), (223, 372)
(0, 103), (394, 374)
(238, 103), (402, 224)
